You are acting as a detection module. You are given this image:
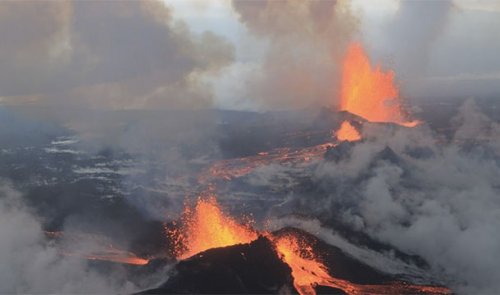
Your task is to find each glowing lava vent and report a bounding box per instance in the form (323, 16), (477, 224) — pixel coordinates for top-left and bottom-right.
(169, 196), (258, 259)
(340, 42), (419, 127)
(165, 196), (450, 295)
(336, 121), (361, 142)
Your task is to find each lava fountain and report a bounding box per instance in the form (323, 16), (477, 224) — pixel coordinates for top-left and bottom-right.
(169, 196), (258, 259)
(340, 42), (419, 127)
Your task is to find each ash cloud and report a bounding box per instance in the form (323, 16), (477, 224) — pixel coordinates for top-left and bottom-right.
(228, 0), (358, 110)
(0, 0), (233, 109)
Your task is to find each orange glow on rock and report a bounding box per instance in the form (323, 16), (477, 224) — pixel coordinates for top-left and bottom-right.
(272, 232), (451, 295)
(336, 121), (361, 142)
(273, 233), (336, 295)
(340, 42), (419, 127)
(164, 197), (450, 295)
(171, 196), (258, 259)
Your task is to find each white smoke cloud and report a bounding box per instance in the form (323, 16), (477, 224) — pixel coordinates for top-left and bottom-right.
(310, 101), (500, 293)
(452, 98), (500, 145)
(0, 181), (140, 293)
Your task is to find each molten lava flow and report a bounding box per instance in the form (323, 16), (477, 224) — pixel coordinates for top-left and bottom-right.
(336, 121), (361, 142)
(162, 192), (450, 294)
(44, 231), (149, 265)
(273, 233), (337, 295)
(197, 143), (333, 183)
(170, 196), (258, 259)
(340, 42), (419, 127)
(272, 232), (450, 295)
(64, 250), (149, 265)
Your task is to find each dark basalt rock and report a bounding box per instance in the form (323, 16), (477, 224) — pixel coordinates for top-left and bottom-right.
(142, 236), (296, 294)
(315, 285), (347, 294)
(324, 141), (356, 162)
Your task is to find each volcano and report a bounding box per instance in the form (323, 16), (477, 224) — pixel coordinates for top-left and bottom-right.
(143, 227), (449, 295)
(140, 193), (451, 295)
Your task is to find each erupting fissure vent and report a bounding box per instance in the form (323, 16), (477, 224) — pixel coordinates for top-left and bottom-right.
(168, 196), (258, 259)
(167, 197), (340, 294)
(165, 194), (450, 295)
(340, 42), (419, 127)
(336, 121), (361, 142)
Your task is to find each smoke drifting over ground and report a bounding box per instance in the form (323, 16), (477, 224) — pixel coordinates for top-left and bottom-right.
(272, 99), (500, 293)
(0, 0), (230, 198)
(0, 182), (138, 293)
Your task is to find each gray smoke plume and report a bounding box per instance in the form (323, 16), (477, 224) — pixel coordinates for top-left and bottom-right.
(0, 181), (142, 293)
(266, 99), (500, 293)
(0, 0), (233, 109)
(229, 0), (358, 110)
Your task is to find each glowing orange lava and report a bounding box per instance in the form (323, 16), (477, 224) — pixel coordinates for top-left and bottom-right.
(340, 42), (419, 127)
(273, 233), (336, 295)
(197, 143), (333, 183)
(336, 121), (361, 142)
(272, 233), (450, 295)
(44, 231), (149, 265)
(170, 196), (258, 259)
(65, 251), (149, 265)
(165, 198), (450, 295)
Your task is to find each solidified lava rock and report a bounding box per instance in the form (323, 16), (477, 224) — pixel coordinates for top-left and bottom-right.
(324, 141), (356, 162)
(142, 236), (296, 294)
